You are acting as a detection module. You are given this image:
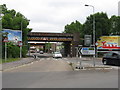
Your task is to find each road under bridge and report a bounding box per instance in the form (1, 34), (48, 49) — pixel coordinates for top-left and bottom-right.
(27, 32), (81, 57)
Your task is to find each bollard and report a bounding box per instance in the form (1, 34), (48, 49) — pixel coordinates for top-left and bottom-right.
(33, 54), (37, 59)
(75, 61), (83, 69)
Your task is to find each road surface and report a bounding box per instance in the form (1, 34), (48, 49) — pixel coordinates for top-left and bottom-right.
(2, 57), (119, 88)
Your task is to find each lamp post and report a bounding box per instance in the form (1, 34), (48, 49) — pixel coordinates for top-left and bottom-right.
(20, 20), (23, 58)
(0, 6), (2, 62)
(85, 4), (96, 57)
(85, 4), (96, 67)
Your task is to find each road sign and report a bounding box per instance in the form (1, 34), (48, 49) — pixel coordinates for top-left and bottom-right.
(84, 35), (92, 46)
(18, 41), (22, 47)
(81, 47), (95, 55)
(3, 37), (9, 42)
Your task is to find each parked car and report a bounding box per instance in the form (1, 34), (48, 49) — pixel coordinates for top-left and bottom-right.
(102, 52), (120, 66)
(53, 52), (62, 58)
(40, 51), (44, 54)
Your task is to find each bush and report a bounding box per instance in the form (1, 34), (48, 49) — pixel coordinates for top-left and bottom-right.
(7, 42), (20, 58)
(11, 46), (20, 58)
(22, 46), (28, 58)
(2, 42), (28, 59)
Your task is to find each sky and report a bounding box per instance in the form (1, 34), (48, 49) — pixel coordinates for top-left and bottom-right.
(1, 0), (120, 33)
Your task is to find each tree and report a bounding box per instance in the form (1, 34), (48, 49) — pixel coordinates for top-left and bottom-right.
(1, 4), (32, 58)
(64, 20), (83, 44)
(64, 20), (82, 34)
(45, 43), (51, 53)
(110, 15), (120, 35)
(83, 12), (110, 42)
(2, 4), (32, 43)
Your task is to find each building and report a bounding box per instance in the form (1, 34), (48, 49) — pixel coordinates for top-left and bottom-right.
(118, 1), (120, 16)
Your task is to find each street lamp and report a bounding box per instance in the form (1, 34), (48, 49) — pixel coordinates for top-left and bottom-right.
(20, 20), (23, 58)
(85, 4), (96, 67)
(85, 4), (96, 57)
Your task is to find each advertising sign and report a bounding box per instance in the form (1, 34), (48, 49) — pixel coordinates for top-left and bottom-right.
(3, 37), (9, 42)
(2, 29), (22, 43)
(96, 36), (120, 50)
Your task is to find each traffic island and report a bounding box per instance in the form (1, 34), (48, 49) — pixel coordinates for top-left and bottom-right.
(70, 62), (113, 71)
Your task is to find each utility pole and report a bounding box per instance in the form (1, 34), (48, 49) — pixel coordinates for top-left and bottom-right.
(85, 4), (96, 66)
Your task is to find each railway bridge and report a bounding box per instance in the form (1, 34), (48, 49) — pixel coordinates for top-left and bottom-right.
(27, 32), (80, 57)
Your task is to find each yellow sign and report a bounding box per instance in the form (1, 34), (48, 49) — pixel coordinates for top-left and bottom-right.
(96, 36), (120, 49)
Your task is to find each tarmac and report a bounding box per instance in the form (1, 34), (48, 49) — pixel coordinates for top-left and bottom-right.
(1, 57), (73, 72)
(0, 57), (119, 72)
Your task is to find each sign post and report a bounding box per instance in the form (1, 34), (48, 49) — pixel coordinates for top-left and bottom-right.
(80, 47), (95, 67)
(3, 37), (9, 61)
(18, 41), (22, 58)
(80, 47), (95, 55)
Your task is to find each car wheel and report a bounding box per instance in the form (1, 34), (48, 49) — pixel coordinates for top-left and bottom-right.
(103, 60), (107, 65)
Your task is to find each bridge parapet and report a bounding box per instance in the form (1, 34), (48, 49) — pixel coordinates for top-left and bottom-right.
(28, 32), (73, 37)
(28, 32), (73, 42)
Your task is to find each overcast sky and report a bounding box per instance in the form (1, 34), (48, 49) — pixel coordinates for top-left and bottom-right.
(1, 0), (120, 33)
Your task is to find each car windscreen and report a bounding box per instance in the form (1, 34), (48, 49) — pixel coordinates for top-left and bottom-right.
(54, 52), (60, 54)
(104, 53), (113, 57)
(112, 53), (120, 58)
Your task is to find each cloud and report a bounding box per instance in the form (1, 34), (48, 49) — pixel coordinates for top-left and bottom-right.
(29, 22), (63, 33)
(1, 0), (120, 32)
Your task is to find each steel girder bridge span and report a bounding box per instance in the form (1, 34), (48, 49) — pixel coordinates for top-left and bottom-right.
(27, 32), (80, 57)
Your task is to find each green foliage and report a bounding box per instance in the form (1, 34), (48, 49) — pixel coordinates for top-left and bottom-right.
(11, 45), (20, 58)
(7, 42), (20, 58)
(2, 41), (28, 58)
(64, 20), (82, 34)
(1, 4), (32, 43)
(22, 46), (28, 58)
(1, 4), (7, 14)
(64, 20), (83, 44)
(83, 12), (110, 41)
(45, 43), (51, 53)
(110, 15), (120, 35)
(45, 43), (51, 49)
(2, 58), (20, 63)
(1, 4), (32, 59)
(64, 12), (119, 44)
(2, 42), (20, 58)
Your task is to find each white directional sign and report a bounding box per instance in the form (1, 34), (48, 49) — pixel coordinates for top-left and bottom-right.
(81, 47), (95, 55)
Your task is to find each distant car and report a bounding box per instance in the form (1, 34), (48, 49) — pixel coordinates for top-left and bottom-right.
(30, 50), (36, 53)
(53, 52), (62, 58)
(102, 52), (120, 66)
(30, 47), (36, 53)
(40, 51), (44, 54)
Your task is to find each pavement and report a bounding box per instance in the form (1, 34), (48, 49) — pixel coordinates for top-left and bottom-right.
(1, 57), (36, 71)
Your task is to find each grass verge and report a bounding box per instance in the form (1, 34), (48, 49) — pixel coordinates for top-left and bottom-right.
(0, 58), (20, 64)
